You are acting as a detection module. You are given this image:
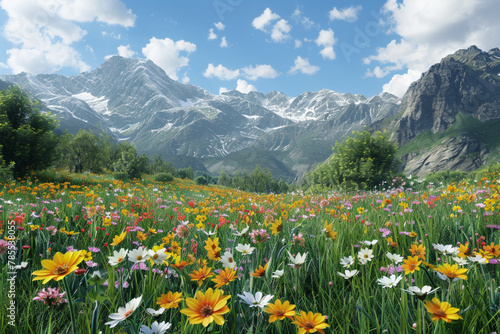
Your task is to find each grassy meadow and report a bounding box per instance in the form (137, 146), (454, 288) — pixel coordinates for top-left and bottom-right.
(1, 170), (500, 333)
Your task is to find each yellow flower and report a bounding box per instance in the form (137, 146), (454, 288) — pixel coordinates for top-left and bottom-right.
(204, 237), (221, 261)
(401, 256), (421, 275)
(264, 299), (296, 323)
(408, 231), (417, 238)
(189, 265), (214, 286)
(434, 263), (468, 280)
(32, 251), (85, 284)
(136, 231), (147, 242)
(180, 288), (230, 327)
(424, 297), (463, 323)
(157, 291), (183, 309)
(30, 225), (40, 231)
(270, 217), (283, 236)
(291, 311), (330, 334)
(211, 267), (237, 288)
(483, 242), (500, 257)
(110, 231), (127, 246)
(457, 242), (470, 258)
(323, 222), (337, 240)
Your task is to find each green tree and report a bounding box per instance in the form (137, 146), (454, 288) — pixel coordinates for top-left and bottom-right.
(313, 131), (399, 190)
(217, 170), (232, 187)
(0, 87), (58, 177)
(112, 142), (149, 180)
(70, 130), (111, 173)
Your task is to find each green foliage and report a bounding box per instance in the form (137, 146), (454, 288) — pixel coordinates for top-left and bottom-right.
(195, 175), (208, 185)
(0, 86), (58, 177)
(424, 170), (470, 186)
(309, 131), (399, 190)
(217, 170), (232, 187)
(68, 130), (111, 173)
(112, 142), (149, 180)
(0, 146), (13, 182)
(113, 171), (129, 182)
(178, 166), (194, 180)
(154, 172), (174, 183)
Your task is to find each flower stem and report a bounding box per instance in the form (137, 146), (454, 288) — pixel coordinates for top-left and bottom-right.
(63, 278), (77, 333)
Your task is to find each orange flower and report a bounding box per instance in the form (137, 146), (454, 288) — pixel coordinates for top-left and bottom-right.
(171, 260), (190, 271)
(292, 311), (330, 334)
(401, 256), (422, 275)
(180, 288), (230, 327)
(264, 299), (296, 323)
(211, 267), (237, 288)
(32, 251), (85, 284)
(251, 262), (268, 278)
(409, 244), (426, 260)
(483, 242), (500, 257)
(157, 291), (183, 309)
(424, 297), (463, 323)
(189, 265), (214, 286)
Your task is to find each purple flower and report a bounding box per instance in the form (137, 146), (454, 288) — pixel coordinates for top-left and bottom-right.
(33, 288), (67, 306)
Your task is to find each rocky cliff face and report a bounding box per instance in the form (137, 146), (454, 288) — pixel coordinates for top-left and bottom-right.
(392, 46), (500, 177)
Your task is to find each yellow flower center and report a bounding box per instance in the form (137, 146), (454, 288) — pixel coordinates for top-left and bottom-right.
(54, 264), (69, 275)
(153, 254), (159, 260)
(200, 305), (213, 317)
(117, 257), (123, 262)
(228, 257), (234, 263)
(137, 255), (143, 261)
(276, 310), (285, 316)
(123, 310), (133, 318)
(363, 254), (369, 258)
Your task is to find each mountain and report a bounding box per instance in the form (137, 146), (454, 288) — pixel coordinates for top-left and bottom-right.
(384, 46), (500, 177)
(1, 56), (401, 181)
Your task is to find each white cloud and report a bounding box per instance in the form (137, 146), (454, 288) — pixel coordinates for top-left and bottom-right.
(57, 0), (136, 27)
(208, 28), (217, 40)
(252, 8), (280, 31)
(203, 63), (240, 80)
(220, 37), (228, 48)
(0, 0), (135, 74)
(366, 0), (500, 97)
(0, 62), (8, 69)
(242, 65), (279, 80)
(365, 66), (389, 78)
(382, 69), (421, 97)
(329, 6), (362, 22)
(315, 29), (337, 60)
(289, 56), (319, 75)
(181, 76), (190, 84)
(117, 44), (136, 58)
(271, 19), (291, 43)
(214, 21), (225, 31)
(291, 8), (316, 29)
(294, 39), (303, 48)
(142, 37), (196, 81)
(236, 79), (257, 93)
(219, 87), (229, 94)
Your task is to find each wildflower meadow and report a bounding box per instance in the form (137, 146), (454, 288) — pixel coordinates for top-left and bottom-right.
(1, 171), (500, 333)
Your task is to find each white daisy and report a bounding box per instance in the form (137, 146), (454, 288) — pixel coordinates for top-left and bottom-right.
(361, 240), (378, 246)
(128, 248), (150, 263)
(237, 291), (274, 309)
(272, 269), (284, 278)
(401, 285), (439, 299)
(108, 248), (129, 266)
(452, 256), (469, 266)
(105, 295), (142, 328)
(233, 226), (250, 236)
(432, 243), (458, 255)
(358, 248), (374, 265)
(340, 256), (354, 268)
(140, 321), (171, 334)
(287, 251), (307, 266)
(337, 269), (359, 279)
(386, 252), (404, 264)
(220, 251), (237, 269)
(148, 248), (168, 265)
(377, 275), (402, 288)
(146, 307), (165, 317)
(235, 243), (255, 255)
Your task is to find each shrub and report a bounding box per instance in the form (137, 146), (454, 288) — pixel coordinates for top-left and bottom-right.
(154, 172), (174, 183)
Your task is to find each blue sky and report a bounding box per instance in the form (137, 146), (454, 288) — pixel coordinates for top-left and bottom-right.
(1, 0), (500, 98)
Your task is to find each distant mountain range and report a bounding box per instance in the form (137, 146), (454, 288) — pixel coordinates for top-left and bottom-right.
(2, 45), (500, 180)
(0, 56), (400, 181)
